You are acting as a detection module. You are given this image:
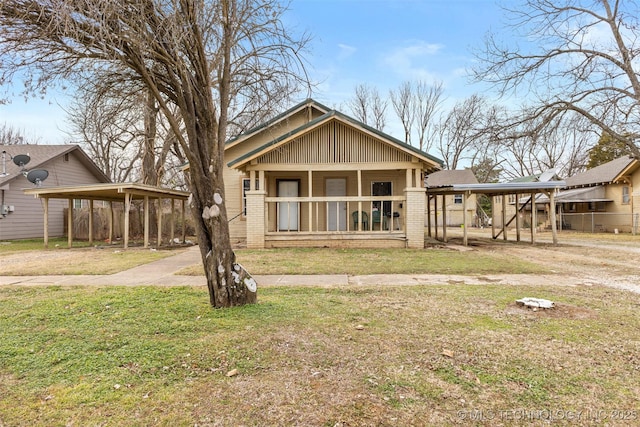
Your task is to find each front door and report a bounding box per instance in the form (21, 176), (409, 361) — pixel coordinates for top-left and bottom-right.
(278, 180), (299, 231)
(326, 178), (347, 231)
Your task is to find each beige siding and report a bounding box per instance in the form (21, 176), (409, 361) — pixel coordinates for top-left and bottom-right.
(223, 166), (248, 243)
(257, 121), (413, 165)
(226, 109), (321, 160)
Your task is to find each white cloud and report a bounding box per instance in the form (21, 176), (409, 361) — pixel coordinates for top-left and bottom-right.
(381, 40), (444, 81)
(337, 43), (357, 60)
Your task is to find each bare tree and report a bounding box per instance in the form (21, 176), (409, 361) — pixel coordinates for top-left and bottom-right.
(0, 124), (35, 145)
(0, 0), (310, 307)
(347, 83), (387, 131)
(435, 94), (489, 169)
(474, 0), (640, 157)
(413, 80), (444, 152)
(390, 81), (413, 143)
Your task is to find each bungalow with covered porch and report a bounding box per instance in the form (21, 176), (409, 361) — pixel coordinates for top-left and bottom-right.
(219, 99), (443, 249)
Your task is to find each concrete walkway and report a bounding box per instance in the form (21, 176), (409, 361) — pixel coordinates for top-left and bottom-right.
(1, 244), (640, 294)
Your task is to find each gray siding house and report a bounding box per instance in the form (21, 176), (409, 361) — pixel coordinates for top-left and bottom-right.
(0, 144), (110, 240)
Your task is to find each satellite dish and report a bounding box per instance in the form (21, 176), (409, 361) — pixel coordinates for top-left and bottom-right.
(12, 154), (31, 168)
(538, 168), (557, 182)
(26, 169), (49, 186)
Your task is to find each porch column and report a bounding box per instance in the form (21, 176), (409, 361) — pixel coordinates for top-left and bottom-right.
(309, 170), (313, 232)
(405, 187), (426, 248)
(357, 169), (362, 231)
(246, 189), (267, 249)
(181, 199), (186, 243)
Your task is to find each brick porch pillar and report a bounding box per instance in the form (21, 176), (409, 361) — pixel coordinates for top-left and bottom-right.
(405, 187), (426, 249)
(246, 190), (266, 249)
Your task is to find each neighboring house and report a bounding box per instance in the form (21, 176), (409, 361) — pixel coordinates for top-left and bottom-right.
(200, 99), (443, 249)
(544, 156), (639, 232)
(425, 169), (479, 227)
(0, 144), (110, 240)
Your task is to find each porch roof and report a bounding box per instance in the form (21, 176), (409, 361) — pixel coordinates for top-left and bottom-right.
(227, 109), (443, 171)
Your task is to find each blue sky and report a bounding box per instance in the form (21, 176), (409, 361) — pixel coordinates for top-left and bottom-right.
(0, 0), (504, 144)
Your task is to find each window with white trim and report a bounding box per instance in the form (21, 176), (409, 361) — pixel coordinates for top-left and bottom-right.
(622, 186), (630, 204)
(453, 194), (463, 204)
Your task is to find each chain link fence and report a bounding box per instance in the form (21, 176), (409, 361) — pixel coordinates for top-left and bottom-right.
(559, 212), (639, 234)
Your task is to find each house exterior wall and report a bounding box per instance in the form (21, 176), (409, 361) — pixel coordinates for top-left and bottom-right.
(0, 151), (105, 240)
(428, 193), (477, 227)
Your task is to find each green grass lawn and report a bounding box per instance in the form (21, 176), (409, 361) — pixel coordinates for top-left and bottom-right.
(1, 284), (639, 425)
(188, 247), (546, 275)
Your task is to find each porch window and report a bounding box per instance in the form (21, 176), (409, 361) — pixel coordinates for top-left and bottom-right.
(372, 181), (392, 213)
(622, 186), (630, 204)
(242, 178), (259, 217)
(588, 201), (606, 212)
(73, 199), (82, 209)
(453, 194), (463, 204)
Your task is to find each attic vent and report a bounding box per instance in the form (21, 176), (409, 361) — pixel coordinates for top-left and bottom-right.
(64, 153), (69, 162)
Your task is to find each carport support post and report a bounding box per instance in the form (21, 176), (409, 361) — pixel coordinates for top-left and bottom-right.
(501, 195), (507, 241)
(88, 199), (94, 245)
(170, 199), (175, 245)
(530, 192), (537, 245)
(43, 197), (49, 249)
(491, 196), (496, 239)
(181, 199), (186, 243)
(426, 194), (432, 238)
(515, 193), (521, 242)
(462, 191), (469, 246)
(144, 195), (150, 248)
(67, 198), (73, 248)
(157, 198), (163, 248)
(124, 193), (132, 249)
(441, 194), (447, 243)
(434, 195), (438, 241)
(550, 190), (558, 245)
(108, 201), (114, 244)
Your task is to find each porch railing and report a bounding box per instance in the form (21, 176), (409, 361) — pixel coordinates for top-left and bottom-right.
(264, 196), (405, 233)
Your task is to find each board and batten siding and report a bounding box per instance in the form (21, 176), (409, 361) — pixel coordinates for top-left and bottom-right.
(0, 151), (105, 240)
(257, 121), (414, 165)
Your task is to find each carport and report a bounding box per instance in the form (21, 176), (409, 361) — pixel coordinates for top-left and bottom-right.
(24, 183), (190, 249)
(426, 181), (566, 246)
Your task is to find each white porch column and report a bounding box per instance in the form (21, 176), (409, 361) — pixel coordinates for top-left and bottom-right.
(405, 187), (425, 248)
(246, 189), (267, 249)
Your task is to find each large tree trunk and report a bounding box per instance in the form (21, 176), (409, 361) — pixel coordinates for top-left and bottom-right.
(188, 131), (257, 307)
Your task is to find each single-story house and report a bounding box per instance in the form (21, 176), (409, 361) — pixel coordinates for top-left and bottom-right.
(0, 144), (111, 240)
(539, 156), (639, 232)
(425, 169), (479, 227)
(206, 98), (443, 249)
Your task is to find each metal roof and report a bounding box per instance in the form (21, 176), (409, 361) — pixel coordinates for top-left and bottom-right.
(23, 182), (189, 201)
(426, 181), (567, 195)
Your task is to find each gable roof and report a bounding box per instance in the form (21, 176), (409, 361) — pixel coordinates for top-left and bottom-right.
(565, 156), (638, 188)
(0, 144), (110, 186)
(425, 169), (478, 187)
(227, 105), (444, 169)
(225, 98), (332, 150)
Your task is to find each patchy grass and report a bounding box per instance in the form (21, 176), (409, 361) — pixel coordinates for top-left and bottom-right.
(179, 248), (545, 276)
(0, 238), (93, 252)
(1, 284), (639, 426)
(0, 246), (174, 275)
